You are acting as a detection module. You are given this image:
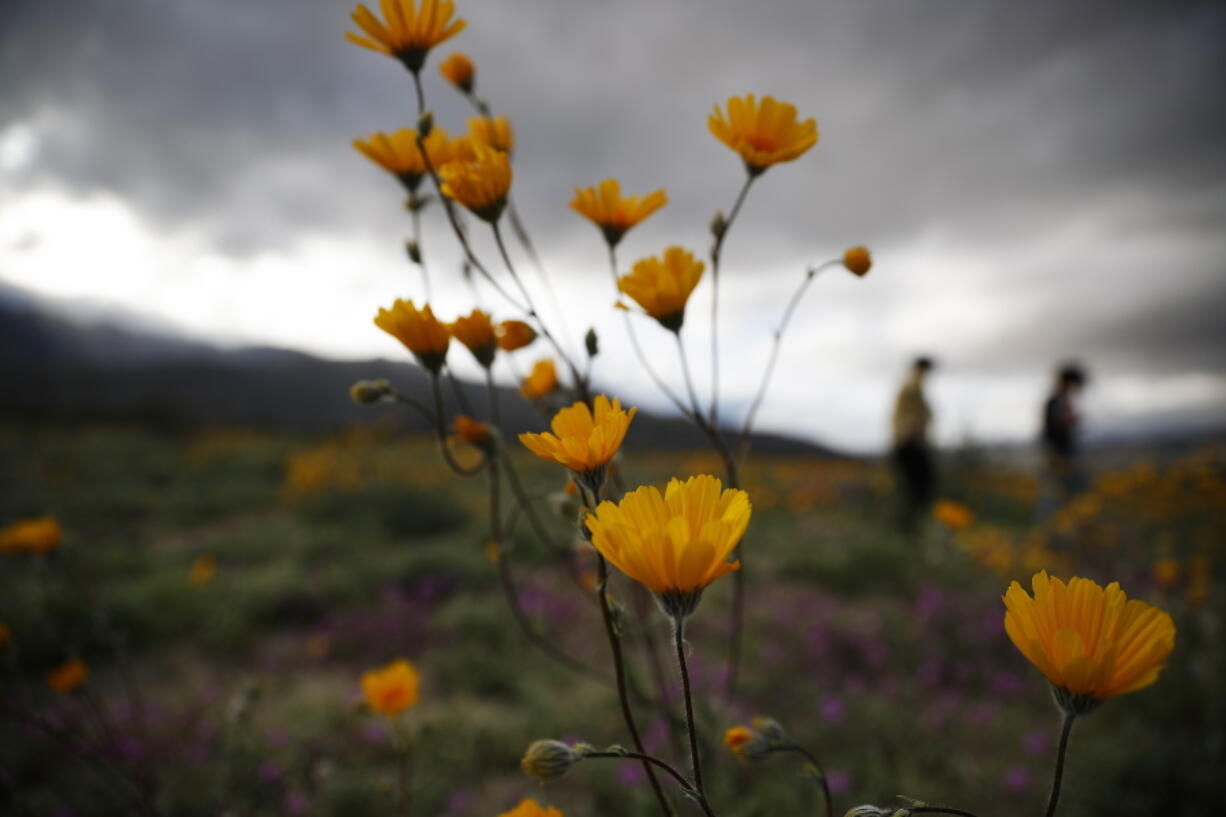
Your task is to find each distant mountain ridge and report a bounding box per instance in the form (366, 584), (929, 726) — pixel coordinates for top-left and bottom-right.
(0, 281), (839, 456)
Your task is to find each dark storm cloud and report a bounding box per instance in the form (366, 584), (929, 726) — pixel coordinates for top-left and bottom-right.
(2, 0), (1225, 383)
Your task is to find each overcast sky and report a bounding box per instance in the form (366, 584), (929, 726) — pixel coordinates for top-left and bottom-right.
(2, 0), (1224, 451)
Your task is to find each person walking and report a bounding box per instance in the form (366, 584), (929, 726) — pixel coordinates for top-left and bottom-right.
(1040, 362), (1088, 520)
(891, 356), (936, 533)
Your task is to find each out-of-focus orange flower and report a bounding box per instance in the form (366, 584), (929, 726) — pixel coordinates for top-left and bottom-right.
(439, 144), (512, 222)
(709, 94), (818, 174)
(519, 358), (558, 400)
(467, 115), (514, 154)
(353, 127), (451, 192)
(453, 414), (493, 446)
(496, 319), (537, 352)
(361, 659), (420, 716)
(189, 556), (217, 586)
(724, 726), (754, 754)
(1152, 558), (1180, 589)
(449, 309), (497, 367)
(497, 799), (563, 817)
(47, 659), (88, 694)
(569, 178), (667, 247)
(843, 246), (872, 277)
(618, 246), (705, 332)
(519, 395), (636, 479)
(345, 0), (466, 72)
(0, 517), (62, 555)
(374, 299), (450, 373)
(438, 51), (475, 93)
(1003, 571), (1175, 711)
(933, 499), (974, 531)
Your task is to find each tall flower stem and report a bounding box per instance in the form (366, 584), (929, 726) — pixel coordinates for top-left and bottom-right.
(428, 375), (486, 477)
(409, 201), (431, 301)
(707, 173), (756, 426)
(734, 260), (837, 462)
(1043, 712), (1076, 817)
(631, 584), (686, 761)
(671, 614), (707, 803)
(767, 744), (833, 817)
(583, 752), (717, 817)
(491, 222), (588, 402)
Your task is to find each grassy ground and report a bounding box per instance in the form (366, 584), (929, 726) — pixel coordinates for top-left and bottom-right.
(0, 422), (1222, 817)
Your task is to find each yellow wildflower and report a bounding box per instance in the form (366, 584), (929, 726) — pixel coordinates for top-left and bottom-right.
(467, 115), (514, 154)
(570, 178), (668, 247)
(496, 319), (537, 352)
(497, 799), (563, 817)
(47, 659), (88, 694)
(709, 94), (818, 174)
(519, 358), (558, 400)
(448, 309), (497, 367)
(618, 246), (705, 332)
(345, 0), (466, 72)
(519, 395), (636, 482)
(353, 127), (451, 192)
(453, 414), (492, 446)
(439, 144), (512, 222)
(585, 474), (750, 617)
(1003, 571), (1175, 712)
(1152, 558), (1180, 590)
(0, 517), (62, 555)
(438, 51), (475, 93)
(933, 499), (974, 531)
(374, 299), (450, 373)
(361, 658), (420, 716)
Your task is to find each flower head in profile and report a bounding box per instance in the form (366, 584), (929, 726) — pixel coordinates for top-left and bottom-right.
(843, 246), (872, 277)
(439, 144), (512, 222)
(448, 309), (497, 367)
(438, 51), (475, 93)
(570, 179), (668, 247)
(345, 0), (467, 73)
(497, 319), (537, 352)
(586, 474), (751, 617)
(933, 499), (974, 531)
(361, 658), (420, 716)
(0, 517), (62, 555)
(374, 299), (450, 373)
(453, 414), (493, 447)
(724, 725), (770, 761)
(709, 94), (818, 175)
(189, 555), (217, 586)
(47, 659), (88, 694)
(353, 127), (451, 193)
(467, 115), (514, 154)
(520, 396), (635, 488)
(520, 740), (583, 782)
(497, 799), (563, 817)
(519, 358), (558, 400)
(1003, 571), (1176, 714)
(618, 246), (705, 332)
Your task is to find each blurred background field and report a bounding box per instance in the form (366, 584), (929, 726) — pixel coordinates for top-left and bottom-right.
(2, 420), (1221, 816)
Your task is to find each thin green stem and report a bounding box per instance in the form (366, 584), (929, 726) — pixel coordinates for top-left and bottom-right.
(708, 173), (756, 426)
(674, 331), (704, 421)
(429, 375), (486, 477)
(672, 615), (706, 800)
(583, 752), (716, 817)
(409, 203), (431, 301)
(1044, 712), (1076, 817)
(767, 744), (833, 817)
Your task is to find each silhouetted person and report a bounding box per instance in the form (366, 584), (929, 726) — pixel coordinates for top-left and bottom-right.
(1040, 363), (1088, 517)
(892, 356), (935, 533)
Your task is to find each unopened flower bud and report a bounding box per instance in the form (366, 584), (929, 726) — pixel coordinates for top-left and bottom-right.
(406, 241), (422, 264)
(752, 716), (787, 744)
(520, 740), (582, 782)
(843, 246), (872, 277)
(723, 725), (770, 761)
(710, 210), (727, 240)
(585, 327), (599, 358)
(349, 379), (391, 405)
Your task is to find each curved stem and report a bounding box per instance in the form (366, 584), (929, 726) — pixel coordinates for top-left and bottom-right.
(734, 260), (838, 462)
(768, 744), (833, 817)
(428, 375), (486, 477)
(708, 173), (756, 426)
(672, 615), (706, 800)
(1044, 712), (1076, 817)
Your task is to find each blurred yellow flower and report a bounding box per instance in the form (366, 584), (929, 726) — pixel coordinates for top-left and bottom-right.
(1003, 571), (1175, 710)
(497, 799), (562, 817)
(569, 178), (668, 247)
(586, 475), (750, 616)
(933, 499), (974, 531)
(439, 144), (512, 222)
(618, 246), (705, 332)
(453, 414), (492, 446)
(345, 0), (466, 72)
(467, 115), (514, 154)
(353, 127), (451, 192)
(438, 51), (475, 93)
(496, 319), (537, 352)
(47, 659), (88, 694)
(709, 94), (818, 174)
(0, 516), (62, 555)
(449, 309), (497, 367)
(374, 299), (450, 373)
(1152, 557), (1180, 589)
(361, 658), (420, 716)
(724, 726), (754, 753)
(843, 246), (872, 277)
(189, 555), (217, 586)
(519, 395), (636, 480)
(519, 358), (558, 400)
